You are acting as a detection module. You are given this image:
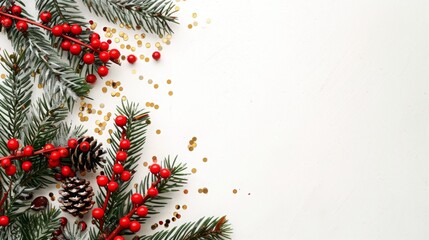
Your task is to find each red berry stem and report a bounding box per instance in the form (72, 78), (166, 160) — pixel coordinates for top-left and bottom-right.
(0, 145), (68, 162)
(0, 180), (13, 212)
(105, 175), (162, 240)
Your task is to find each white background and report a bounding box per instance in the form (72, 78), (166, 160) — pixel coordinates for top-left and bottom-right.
(1, 0), (429, 239)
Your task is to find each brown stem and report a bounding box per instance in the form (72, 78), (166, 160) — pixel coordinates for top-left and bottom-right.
(0, 146), (68, 162)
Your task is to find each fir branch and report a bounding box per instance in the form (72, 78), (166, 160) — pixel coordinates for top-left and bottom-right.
(15, 207), (61, 240)
(62, 220), (89, 240)
(140, 216), (233, 240)
(81, 0), (178, 34)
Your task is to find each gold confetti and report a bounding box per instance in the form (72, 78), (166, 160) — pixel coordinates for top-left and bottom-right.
(191, 168), (197, 174)
(167, 79), (172, 84)
(188, 24), (193, 29)
(233, 189), (238, 194)
(192, 13), (197, 18)
(156, 129), (161, 134)
(203, 157), (208, 162)
(168, 91), (173, 96)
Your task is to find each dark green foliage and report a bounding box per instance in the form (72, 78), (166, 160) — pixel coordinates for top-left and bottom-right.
(14, 207), (61, 240)
(81, 0), (178, 34)
(140, 216), (233, 240)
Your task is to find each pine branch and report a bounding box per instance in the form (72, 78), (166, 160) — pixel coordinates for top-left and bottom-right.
(15, 207), (61, 240)
(62, 220), (89, 240)
(81, 0), (178, 34)
(140, 216), (233, 240)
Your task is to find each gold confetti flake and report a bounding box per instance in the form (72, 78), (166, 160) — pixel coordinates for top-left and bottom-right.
(145, 43), (151, 48)
(167, 79), (172, 84)
(191, 168), (197, 174)
(139, 75), (144, 80)
(192, 13), (198, 18)
(102, 87), (107, 93)
(187, 24), (193, 29)
(182, 205), (187, 210)
(168, 91), (174, 96)
(203, 157), (208, 162)
(233, 189), (238, 194)
(156, 129), (161, 134)
(148, 79), (153, 84)
(193, 21), (198, 27)
(154, 84), (159, 89)
(145, 57), (150, 62)
(183, 189), (188, 194)
(154, 105), (159, 110)
(206, 18), (212, 24)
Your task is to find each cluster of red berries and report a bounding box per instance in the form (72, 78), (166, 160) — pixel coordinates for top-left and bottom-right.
(0, 5), (26, 31)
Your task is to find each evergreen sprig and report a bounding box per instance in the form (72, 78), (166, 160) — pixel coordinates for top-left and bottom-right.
(140, 216), (232, 240)
(14, 207), (61, 240)
(81, 0), (178, 34)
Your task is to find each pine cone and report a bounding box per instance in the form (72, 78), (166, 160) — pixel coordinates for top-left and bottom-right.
(58, 177), (95, 218)
(70, 136), (106, 172)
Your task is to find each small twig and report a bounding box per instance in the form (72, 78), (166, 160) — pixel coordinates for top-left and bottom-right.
(0, 180), (13, 212)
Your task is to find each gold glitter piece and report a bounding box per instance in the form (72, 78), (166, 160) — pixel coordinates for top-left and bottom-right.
(126, 45), (131, 50)
(114, 38), (120, 43)
(131, 47), (136, 52)
(0, 74), (5, 79)
(139, 75), (144, 80)
(145, 102), (150, 107)
(168, 91), (173, 96)
(154, 105), (159, 110)
(112, 28), (117, 33)
(102, 87), (107, 93)
(134, 34), (140, 40)
(115, 92), (120, 97)
(148, 79), (153, 84)
(188, 146), (194, 151)
(107, 138), (111, 144)
(119, 87), (123, 91)
(104, 116), (109, 121)
(154, 84), (159, 89)
(132, 69), (137, 74)
(233, 189), (238, 194)
(120, 44), (125, 49)
(156, 129), (161, 134)
(56, 183), (61, 189)
(191, 168), (197, 174)
(167, 79), (172, 84)
(193, 21), (198, 27)
(206, 18), (212, 24)
(122, 96), (127, 101)
(155, 42), (161, 48)
(145, 57), (150, 62)
(198, 188), (202, 193)
(192, 13), (197, 18)
(143, 162), (148, 167)
(192, 137), (197, 141)
(203, 157), (208, 162)
(188, 24), (193, 29)
(139, 54), (144, 59)
(38, 83), (43, 89)
(175, 6), (180, 11)
(100, 103), (105, 108)
(184, 189), (188, 194)
(97, 110), (102, 115)
(202, 188), (208, 194)
(121, 55), (126, 60)
(175, 205), (180, 210)
(145, 43), (151, 48)
(182, 205), (187, 210)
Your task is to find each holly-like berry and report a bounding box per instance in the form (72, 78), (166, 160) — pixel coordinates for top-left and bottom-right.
(127, 54), (137, 64)
(97, 175), (109, 186)
(59, 148), (69, 158)
(16, 20), (28, 32)
(62, 23), (71, 33)
(79, 221), (87, 231)
(149, 164), (161, 174)
(21, 161), (32, 172)
(70, 24), (82, 35)
(109, 49), (121, 60)
(160, 168), (171, 179)
(68, 138), (78, 148)
(83, 53), (95, 64)
(107, 181), (119, 192)
(99, 51), (110, 63)
(1, 158), (11, 168)
(44, 143), (55, 150)
(147, 187), (158, 197)
(100, 41), (109, 51)
(53, 229), (62, 236)
(120, 171), (131, 181)
(1, 18), (12, 28)
(90, 39), (101, 49)
(131, 193), (144, 204)
(11, 5), (22, 15)
(60, 217), (68, 226)
(98, 66), (109, 77)
(0, 216), (9, 226)
(119, 217), (131, 228)
(152, 51), (161, 61)
(48, 158), (60, 168)
(136, 206), (148, 217)
(115, 115), (127, 127)
(61, 40), (72, 51)
(112, 163), (124, 174)
(119, 139), (130, 150)
(5, 164), (17, 176)
(92, 208), (104, 219)
(40, 11), (52, 23)
(70, 44), (82, 55)
(51, 25), (63, 36)
(86, 74), (97, 84)
(23, 145), (34, 156)
(79, 141), (90, 152)
(7, 138), (19, 151)
(114, 237), (125, 240)
(90, 33), (100, 40)
(61, 166), (72, 177)
(129, 221), (141, 232)
(50, 151), (61, 161)
(116, 151), (127, 162)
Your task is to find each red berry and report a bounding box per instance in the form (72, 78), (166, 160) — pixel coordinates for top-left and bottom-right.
(115, 115), (127, 127)
(1, 158), (11, 168)
(69, 44), (82, 55)
(23, 145), (34, 156)
(147, 187), (158, 197)
(107, 181), (119, 192)
(119, 139), (130, 150)
(50, 151), (61, 161)
(21, 161), (32, 172)
(127, 54), (137, 64)
(1, 18), (12, 28)
(40, 11), (52, 23)
(79, 141), (90, 152)
(129, 221), (141, 232)
(136, 206), (148, 217)
(90, 39), (101, 49)
(116, 151), (127, 162)
(62, 23), (71, 33)
(92, 208), (104, 219)
(51, 25), (63, 36)
(112, 163), (124, 174)
(152, 51), (161, 61)
(48, 158), (60, 168)
(61, 40), (71, 51)
(100, 41), (109, 51)
(114, 237), (125, 240)
(70, 24), (82, 35)
(97, 175), (109, 186)
(109, 49), (120, 60)
(61, 166), (72, 177)
(160, 168), (171, 179)
(44, 143), (55, 150)
(60, 217), (68, 226)
(7, 138), (19, 151)
(149, 164), (161, 174)
(98, 51), (110, 63)
(11, 5), (22, 15)
(86, 74), (97, 84)
(119, 217), (130, 228)
(90, 33), (100, 40)
(131, 193), (144, 204)
(5, 164), (16, 176)
(0, 216), (9, 226)
(59, 148), (69, 158)
(83, 53), (95, 64)
(16, 21), (28, 32)
(79, 221), (87, 231)
(120, 171), (131, 181)
(98, 66), (109, 77)
(68, 138), (78, 148)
